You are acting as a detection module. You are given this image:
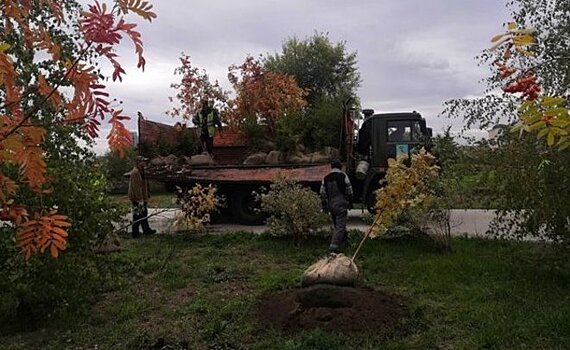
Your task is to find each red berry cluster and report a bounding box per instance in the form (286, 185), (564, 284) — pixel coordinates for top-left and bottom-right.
(502, 73), (540, 100)
(497, 63), (516, 78)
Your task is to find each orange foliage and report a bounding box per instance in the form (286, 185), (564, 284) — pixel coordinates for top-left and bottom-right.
(17, 210), (71, 260)
(226, 55), (307, 135)
(0, 0), (156, 259)
(168, 54), (229, 120)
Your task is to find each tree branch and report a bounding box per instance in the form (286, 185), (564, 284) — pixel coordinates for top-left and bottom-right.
(0, 42), (93, 142)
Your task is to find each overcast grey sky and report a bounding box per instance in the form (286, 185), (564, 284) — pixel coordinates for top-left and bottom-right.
(93, 0), (511, 153)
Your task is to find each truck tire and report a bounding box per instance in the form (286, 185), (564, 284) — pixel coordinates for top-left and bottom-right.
(231, 188), (265, 225)
(366, 189), (378, 215)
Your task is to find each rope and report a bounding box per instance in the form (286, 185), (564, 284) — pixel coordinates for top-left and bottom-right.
(111, 208), (173, 234)
(351, 215), (381, 263)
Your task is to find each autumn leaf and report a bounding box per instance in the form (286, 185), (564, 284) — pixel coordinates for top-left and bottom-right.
(1, 0), (153, 259)
(37, 74), (63, 110)
(489, 22), (537, 54)
(0, 172), (19, 204)
(107, 109), (133, 157)
(117, 0), (157, 22)
(16, 210), (71, 260)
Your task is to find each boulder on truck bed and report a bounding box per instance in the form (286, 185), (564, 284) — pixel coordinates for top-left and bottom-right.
(265, 150), (284, 164)
(189, 153), (214, 166)
(243, 152), (268, 165)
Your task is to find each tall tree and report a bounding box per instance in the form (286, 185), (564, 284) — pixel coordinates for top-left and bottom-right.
(167, 54), (229, 120)
(0, 0), (155, 258)
(226, 55), (307, 136)
(443, 1), (570, 242)
(444, 1), (569, 131)
(264, 32), (361, 106)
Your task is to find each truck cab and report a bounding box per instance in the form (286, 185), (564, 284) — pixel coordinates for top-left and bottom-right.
(352, 111), (432, 212)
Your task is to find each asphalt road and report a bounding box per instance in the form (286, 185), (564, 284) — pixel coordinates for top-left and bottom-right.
(145, 209), (497, 237)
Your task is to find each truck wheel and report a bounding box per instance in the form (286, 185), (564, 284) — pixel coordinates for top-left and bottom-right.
(231, 189), (265, 225)
(366, 190), (378, 215)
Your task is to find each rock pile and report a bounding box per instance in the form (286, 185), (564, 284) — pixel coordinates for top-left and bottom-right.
(146, 146), (340, 168)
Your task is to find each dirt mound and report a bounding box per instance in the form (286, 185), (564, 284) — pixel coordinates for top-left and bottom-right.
(256, 284), (405, 333)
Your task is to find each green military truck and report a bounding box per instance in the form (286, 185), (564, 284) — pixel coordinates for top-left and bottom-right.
(138, 109), (431, 224)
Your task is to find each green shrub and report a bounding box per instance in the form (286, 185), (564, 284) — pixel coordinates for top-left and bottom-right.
(275, 112), (305, 153)
(242, 118), (268, 151)
(302, 96), (344, 150)
(257, 176), (328, 246)
(0, 125), (126, 324)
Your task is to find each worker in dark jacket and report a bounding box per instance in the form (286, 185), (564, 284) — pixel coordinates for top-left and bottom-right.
(193, 99), (222, 155)
(128, 156), (156, 238)
(320, 159), (354, 253)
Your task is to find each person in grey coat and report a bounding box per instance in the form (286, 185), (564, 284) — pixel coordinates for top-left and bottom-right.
(320, 159), (353, 253)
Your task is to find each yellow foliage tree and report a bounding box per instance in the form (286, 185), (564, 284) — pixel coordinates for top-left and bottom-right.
(174, 184), (222, 232)
(371, 148), (439, 237)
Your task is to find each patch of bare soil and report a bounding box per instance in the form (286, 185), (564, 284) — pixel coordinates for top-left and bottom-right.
(257, 284), (405, 333)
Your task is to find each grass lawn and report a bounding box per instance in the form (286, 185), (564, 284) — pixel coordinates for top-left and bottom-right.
(1, 233), (568, 349)
(110, 193), (178, 209)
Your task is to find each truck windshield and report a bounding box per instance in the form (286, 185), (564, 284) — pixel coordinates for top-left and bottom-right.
(387, 121), (411, 142)
(387, 120), (425, 142)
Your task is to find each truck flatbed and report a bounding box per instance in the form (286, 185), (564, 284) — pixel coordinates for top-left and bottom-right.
(146, 163), (330, 185)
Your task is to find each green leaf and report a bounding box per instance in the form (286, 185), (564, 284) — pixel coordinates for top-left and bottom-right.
(540, 96), (566, 107)
(537, 128), (549, 139)
(529, 121), (546, 131)
(0, 42), (10, 53)
(541, 108), (568, 118)
(547, 132), (555, 146)
(549, 119), (570, 128)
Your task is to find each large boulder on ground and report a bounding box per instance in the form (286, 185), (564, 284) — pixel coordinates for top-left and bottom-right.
(301, 253), (359, 287)
(188, 153), (213, 166)
(265, 150), (284, 164)
(243, 152), (268, 165)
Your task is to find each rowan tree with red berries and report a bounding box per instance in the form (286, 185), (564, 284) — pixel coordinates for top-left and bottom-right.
(0, 0), (156, 259)
(489, 22), (569, 149)
(442, 2), (569, 243)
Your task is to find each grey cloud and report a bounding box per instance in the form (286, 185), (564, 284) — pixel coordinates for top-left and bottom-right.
(81, 0), (509, 154)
